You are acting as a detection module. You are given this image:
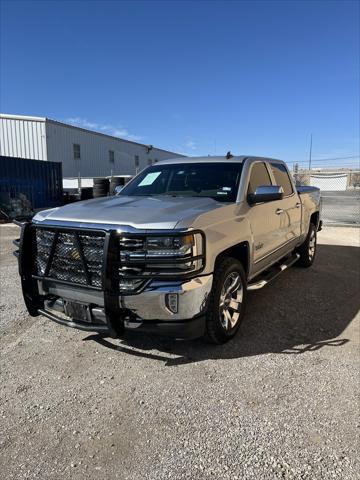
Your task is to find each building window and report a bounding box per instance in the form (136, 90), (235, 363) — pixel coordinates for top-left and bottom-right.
(73, 144), (81, 160)
(134, 155), (140, 174)
(109, 150), (115, 163)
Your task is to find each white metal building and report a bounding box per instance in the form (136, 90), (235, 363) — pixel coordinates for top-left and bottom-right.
(0, 114), (183, 179)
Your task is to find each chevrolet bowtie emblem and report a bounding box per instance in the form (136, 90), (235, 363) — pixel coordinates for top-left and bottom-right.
(71, 249), (81, 260)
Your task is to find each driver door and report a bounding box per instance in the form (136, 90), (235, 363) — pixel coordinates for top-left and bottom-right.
(246, 162), (283, 268)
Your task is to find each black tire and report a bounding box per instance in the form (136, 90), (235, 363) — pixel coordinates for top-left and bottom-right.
(93, 186), (109, 198)
(110, 177), (125, 195)
(205, 257), (247, 344)
(296, 223), (317, 268)
(93, 178), (110, 195)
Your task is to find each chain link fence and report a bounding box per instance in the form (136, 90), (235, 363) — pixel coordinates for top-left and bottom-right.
(290, 167), (360, 226)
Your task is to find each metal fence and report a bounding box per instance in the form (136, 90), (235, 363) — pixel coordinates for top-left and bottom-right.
(290, 159), (360, 226)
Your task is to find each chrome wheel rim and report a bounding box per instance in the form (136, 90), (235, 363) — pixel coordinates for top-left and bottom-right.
(219, 271), (243, 331)
(308, 230), (316, 260)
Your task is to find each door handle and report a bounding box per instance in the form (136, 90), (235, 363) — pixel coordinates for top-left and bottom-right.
(296, 202), (301, 208)
(275, 208), (284, 215)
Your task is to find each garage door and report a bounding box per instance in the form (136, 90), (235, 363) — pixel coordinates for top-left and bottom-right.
(310, 174), (348, 191)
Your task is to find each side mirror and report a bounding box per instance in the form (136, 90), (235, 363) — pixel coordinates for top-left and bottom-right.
(248, 185), (283, 205)
(114, 185), (124, 195)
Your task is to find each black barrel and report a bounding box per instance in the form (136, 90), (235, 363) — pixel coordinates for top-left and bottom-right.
(80, 187), (93, 200)
(93, 178), (110, 198)
(110, 177), (125, 195)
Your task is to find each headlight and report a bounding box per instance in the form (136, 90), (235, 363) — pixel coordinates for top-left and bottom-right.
(118, 232), (205, 289)
(146, 234), (194, 257)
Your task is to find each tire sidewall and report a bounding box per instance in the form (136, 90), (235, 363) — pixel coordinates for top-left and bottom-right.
(206, 258), (247, 343)
(305, 223), (317, 266)
(297, 223), (317, 267)
(308, 224), (317, 265)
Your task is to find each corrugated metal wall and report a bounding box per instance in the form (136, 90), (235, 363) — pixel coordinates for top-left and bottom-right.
(0, 116), (47, 160)
(0, 115), (184, 178)
(46, 120), (182, 177)
(0, 156), (63, 216)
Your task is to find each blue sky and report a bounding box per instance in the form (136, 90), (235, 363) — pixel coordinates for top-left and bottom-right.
(1, 0), (359, 167)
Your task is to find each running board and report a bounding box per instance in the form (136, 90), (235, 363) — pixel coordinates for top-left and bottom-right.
(248, 253), (300, 291)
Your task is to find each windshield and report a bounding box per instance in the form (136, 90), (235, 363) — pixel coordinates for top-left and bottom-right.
(120, 162), (243, 202)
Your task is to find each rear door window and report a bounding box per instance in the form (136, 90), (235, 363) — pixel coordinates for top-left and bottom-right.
(247, 162), (272, 194)
(270, 163), (293, 196)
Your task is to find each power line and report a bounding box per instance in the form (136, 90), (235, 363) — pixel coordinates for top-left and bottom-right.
(301, 155), (359, 162)
(294, 162), (359, 166)
(295, 157), (359, 164)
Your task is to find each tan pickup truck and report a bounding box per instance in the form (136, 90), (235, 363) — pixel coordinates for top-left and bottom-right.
(14, 156), (321, 344)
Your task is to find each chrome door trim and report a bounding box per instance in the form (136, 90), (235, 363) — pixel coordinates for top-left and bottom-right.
(254, 237), (295, 265)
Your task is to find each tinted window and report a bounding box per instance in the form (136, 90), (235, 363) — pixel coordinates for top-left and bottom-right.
(248, 162), (272, 194)
(270, 163), (293, 196)
(120, 162), (243, 202)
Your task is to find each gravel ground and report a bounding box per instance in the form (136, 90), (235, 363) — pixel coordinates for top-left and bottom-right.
(0, 225), (359, 480)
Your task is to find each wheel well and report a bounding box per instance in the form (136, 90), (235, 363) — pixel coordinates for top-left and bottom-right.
(215, 242), (249, 276)
(310, 211), (320, 228)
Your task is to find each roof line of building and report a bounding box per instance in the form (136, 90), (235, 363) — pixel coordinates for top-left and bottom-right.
(0, 113), (184, 157)
(46, 118), (183, 156)
(0, 113), (46, 122)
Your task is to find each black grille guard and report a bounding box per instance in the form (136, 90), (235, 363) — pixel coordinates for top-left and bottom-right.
(13, 221), (206, 337)
(33, 227), (106, 290)
(13, 221), (122, 336)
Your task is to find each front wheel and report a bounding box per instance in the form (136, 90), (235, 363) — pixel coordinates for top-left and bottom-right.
(205, 257), (247, 344)
(296, 223), (317, 267)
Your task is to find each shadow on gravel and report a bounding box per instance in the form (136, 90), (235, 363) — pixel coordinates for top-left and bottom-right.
(84, 244), (359, 366)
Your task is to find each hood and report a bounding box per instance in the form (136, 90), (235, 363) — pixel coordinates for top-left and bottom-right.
(34, 195), (225, 230)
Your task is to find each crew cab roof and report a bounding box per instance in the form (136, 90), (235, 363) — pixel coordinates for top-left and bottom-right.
(157, 155), (284, 165)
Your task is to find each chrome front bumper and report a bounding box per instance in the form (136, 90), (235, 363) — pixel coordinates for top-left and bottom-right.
(39, 274), (213, 339)
(121, 274), (213, 320)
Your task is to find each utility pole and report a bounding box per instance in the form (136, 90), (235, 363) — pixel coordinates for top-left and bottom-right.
(294, 162), (299, 186)
(308, 134), (313, 171)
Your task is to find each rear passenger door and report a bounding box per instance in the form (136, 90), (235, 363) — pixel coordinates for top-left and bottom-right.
(269, 162), (301, 244)
(246, 162), (283, 265)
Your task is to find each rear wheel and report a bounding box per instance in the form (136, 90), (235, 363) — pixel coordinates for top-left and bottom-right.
(297, 223), (317, 267)
(205, 257), (247, 344)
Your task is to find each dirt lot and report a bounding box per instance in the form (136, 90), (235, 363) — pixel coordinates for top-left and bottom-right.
(0, 225), (359, 480)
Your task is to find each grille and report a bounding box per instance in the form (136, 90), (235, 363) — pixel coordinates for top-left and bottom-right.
(118, 237), (147, 291)
(116, 235), (203, 291)
(35, 229), (105, 288)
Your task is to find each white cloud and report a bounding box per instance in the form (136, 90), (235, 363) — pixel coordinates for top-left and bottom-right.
(112, 128), (143, 142)
(185, 140), (196, 150)
(65, 117), (143, 142)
